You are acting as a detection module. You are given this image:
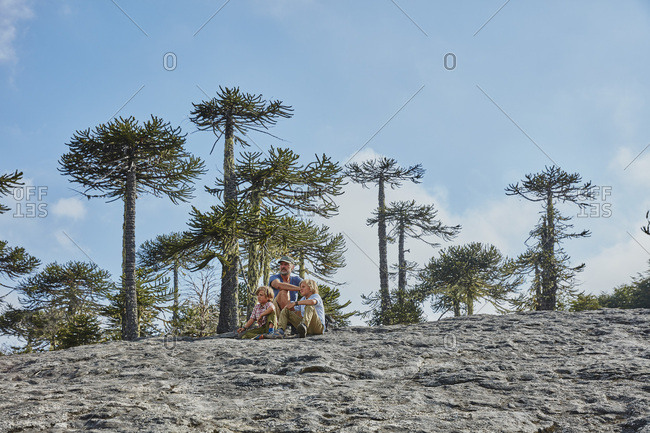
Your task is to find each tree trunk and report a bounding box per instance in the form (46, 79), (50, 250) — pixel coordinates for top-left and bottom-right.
(217, 117), (239, 333)
(397, 223), (406, 306)
(377, 175), (390, 324)
(540, 192), (557, 311)
(122, 161), (139, 340)
(453, 300), (461, 317)
(298, 253), (306, 279)
(533, 262), (541, 311)
(172, 259), (179, 334)
(245, 191), (262, 317)
(262, 247), (271, 287)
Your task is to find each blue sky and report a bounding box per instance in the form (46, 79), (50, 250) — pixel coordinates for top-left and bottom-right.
(2, 0), (650, 335)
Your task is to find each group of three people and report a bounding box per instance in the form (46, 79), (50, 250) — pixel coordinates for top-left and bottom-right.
(236, 256), (326, 339)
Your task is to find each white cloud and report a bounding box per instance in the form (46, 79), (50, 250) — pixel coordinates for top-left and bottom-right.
(54, 229), (74, 249)
(610, 146), (650, 186)
(51, 197), (87, 220)
(0, 0), (33, 63)
(580, 236), (650, 295)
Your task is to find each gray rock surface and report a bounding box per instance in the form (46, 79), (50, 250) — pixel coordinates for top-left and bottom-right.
(1, 308), (648, 432)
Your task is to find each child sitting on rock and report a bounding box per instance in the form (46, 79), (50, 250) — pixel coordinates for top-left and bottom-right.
(237, 286), (277, 339)
(273, 279), (325, 338)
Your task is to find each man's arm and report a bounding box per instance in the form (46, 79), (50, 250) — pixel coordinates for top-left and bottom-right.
(270, 279), (301, 291)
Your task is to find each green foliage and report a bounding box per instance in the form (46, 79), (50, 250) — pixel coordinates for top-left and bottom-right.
(227, 147), (345, 218)
(0, 261), (112, 352)
(0, 307), (62, 352)
(0, 239), (40, 285)
(0, 170), (23, 215)
(190, 87), (294, 334)
(369, 199), (460, 324)
(59, 116), (206, 202)
(289, 219), (346, 283)
(138, 232), (205, 333)
(418, 242), (520, 317)
(318, 284), (357, 328)
(58, 313), (103, 350)
(103, 268), (172, 339)
(17, 261), (112, 315)
(370, 200), (461, 248)
(176, 301), (219, 337)
(362, 287), (424, 325)
(190, 86), (293, 146)
(568, 293), (601, 312)
(599, 282), (650, 309)
(346, 157), (425, 189)
(569, 266), (650, 312)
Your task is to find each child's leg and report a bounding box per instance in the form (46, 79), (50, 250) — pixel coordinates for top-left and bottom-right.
(279, 308), (302, 331)
(278, 308), (291, 330)
(302, 305), (324, 335)
(266, 310), (277, 329)
(272, 297), (281, 317)
(241, 324), (270, 339)
(287, 310), (302, 330)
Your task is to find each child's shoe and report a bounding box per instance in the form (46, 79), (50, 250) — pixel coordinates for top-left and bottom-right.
(253, 334), (264, 340)
(269, 328), (285, 339)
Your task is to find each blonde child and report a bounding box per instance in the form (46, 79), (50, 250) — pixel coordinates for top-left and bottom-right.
(237, 286), (277, 339)
(273, 279), (325, 338)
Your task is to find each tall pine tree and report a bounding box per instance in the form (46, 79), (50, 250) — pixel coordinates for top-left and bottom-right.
(346, 157), (424, 324)
(506, 166), (593, 310)
(190, 87), (293, 333)
(59, 116), (205, 339)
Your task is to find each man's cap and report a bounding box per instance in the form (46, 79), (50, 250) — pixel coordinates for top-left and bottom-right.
(278, 255), (295, 265)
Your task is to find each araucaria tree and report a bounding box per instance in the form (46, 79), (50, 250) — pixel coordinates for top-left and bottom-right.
(506, 166), (593, 311)
(138, 232), (203, 333)
(189, 87), (293, 333)
(59, 116), (205, 340)
(219, 147), (344, 315)
(372, 200), (460, 303)
(0, 261), (112, 351)
(1, 171), (40, 305)
(345, 157), (424, 325)
(417, 242), (520, 317)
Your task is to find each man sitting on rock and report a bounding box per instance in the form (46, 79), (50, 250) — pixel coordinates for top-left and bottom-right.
(273, 279), (325, 338)
(269, 255), (302, 313)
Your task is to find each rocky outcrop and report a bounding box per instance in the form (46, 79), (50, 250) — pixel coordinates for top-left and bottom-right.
(1, 309), (648, 432)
